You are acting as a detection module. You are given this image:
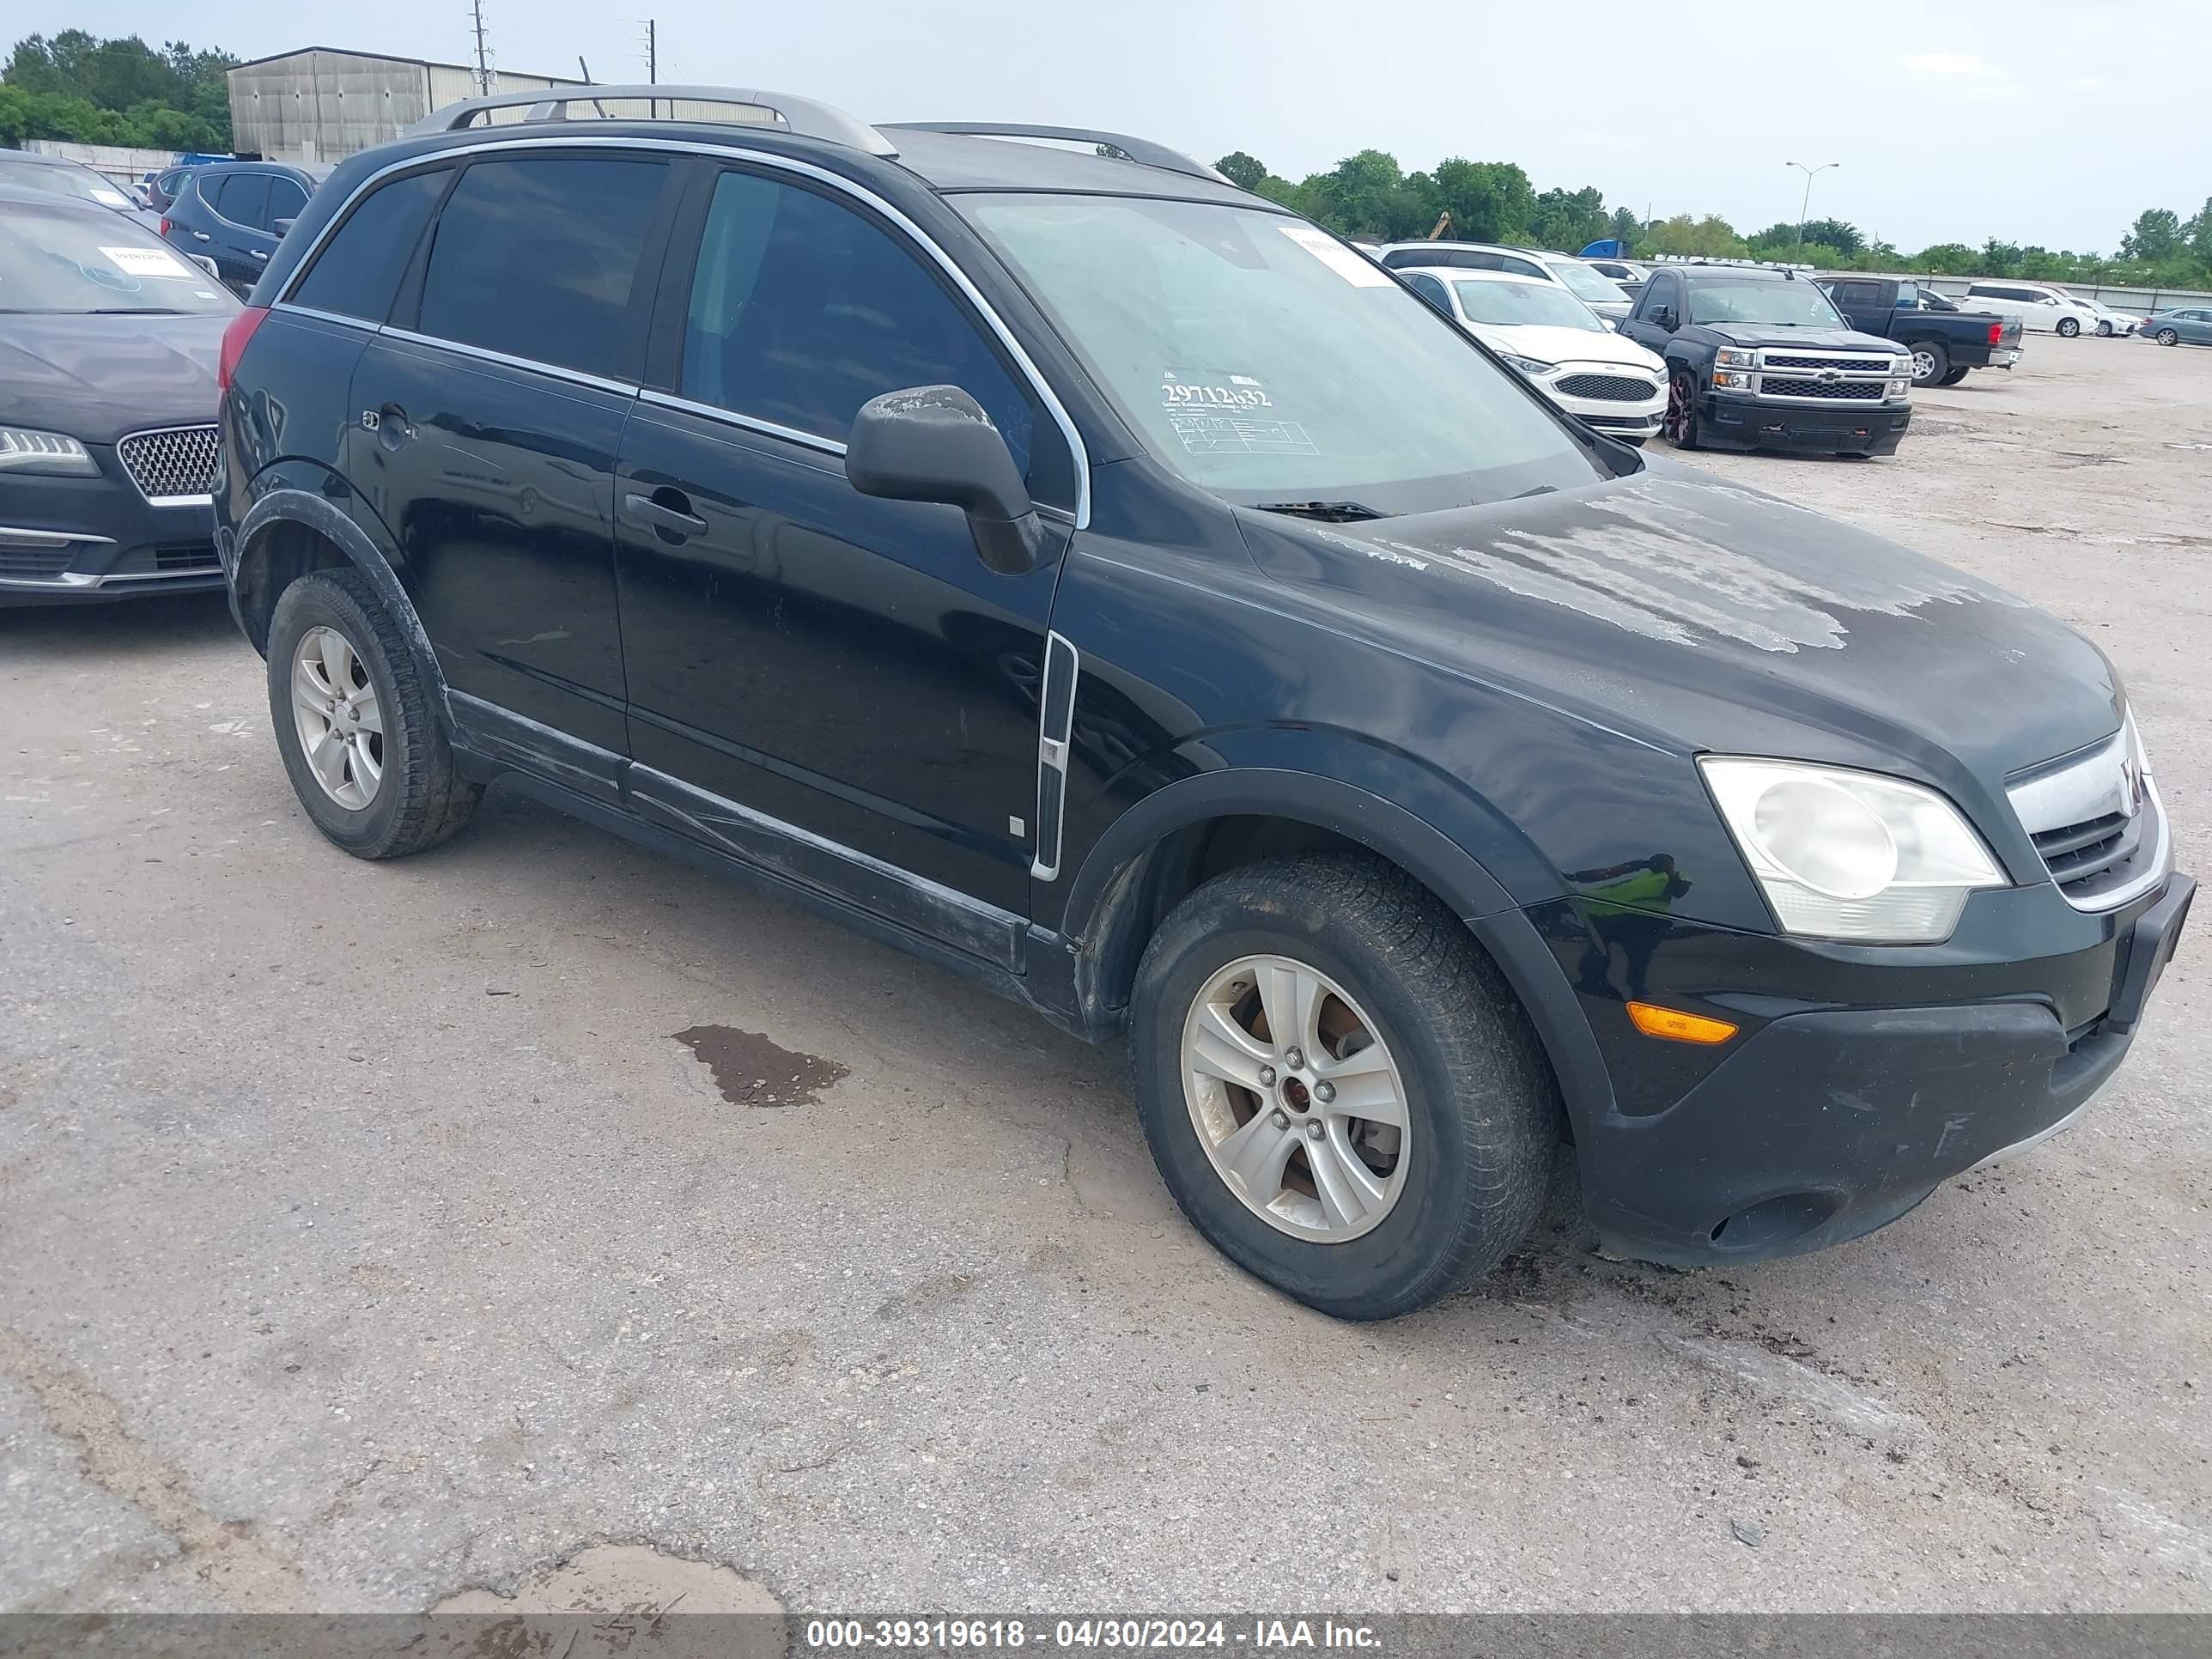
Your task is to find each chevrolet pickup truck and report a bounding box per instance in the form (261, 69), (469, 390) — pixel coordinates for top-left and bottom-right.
(1820, 276), (2023, 386)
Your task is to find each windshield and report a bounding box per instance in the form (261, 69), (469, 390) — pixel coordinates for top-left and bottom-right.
(1452, 279), (1603, 331)
(1686, 278), (1844, 327)
(0, 200), (236, 314)
(0, 158), (133, 211)
(960, 196), (1609, 513)
(1547, 260), (1629, 305)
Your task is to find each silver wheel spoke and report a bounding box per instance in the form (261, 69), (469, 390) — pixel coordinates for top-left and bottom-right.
(1310, 1124), (1389, 1231)
(1316, 1044), (1407, 1126)
(348, 732), (383, 793)
(319, 629), (356, 697)
(306, 727), (349, 794)
(1189, 1004), (1273, 1093)
(1256, 961), (1322, 1057)
(1217, 1110), (1298, 1204)
(293, 653), (332, 710)
(350, 690), (383, 734)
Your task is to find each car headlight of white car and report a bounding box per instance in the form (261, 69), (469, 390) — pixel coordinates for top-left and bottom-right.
(0, 426), (100, 477)
(1698, 757), (2005, 942)
(1499, 353), (1554, 376)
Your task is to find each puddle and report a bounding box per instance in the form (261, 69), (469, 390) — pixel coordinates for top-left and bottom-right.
(434, 1543), (783, 1656)
(673, 1025), (848, 1108)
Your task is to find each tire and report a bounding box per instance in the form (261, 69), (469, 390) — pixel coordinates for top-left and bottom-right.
(1662, 368), (1701, 449)
(1939, 367), (1971, 386)
(2157, 328), (2180, 347)
(1129, 854), (1559, 1320)
(265, 567), (481, 860)
(1907, 340), (1949, 386)
(2097, 320), (2114, 337)
(2057, 317), (2081, 338)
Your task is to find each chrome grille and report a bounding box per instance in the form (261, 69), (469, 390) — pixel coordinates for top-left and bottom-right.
(1554, 372), (1657, 402)
(2007, 723), (2168, 911)
(117, 425), (219, 502)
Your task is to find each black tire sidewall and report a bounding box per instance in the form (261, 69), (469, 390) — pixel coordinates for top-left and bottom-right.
(2057, 318), (2080, 337)
(265, 575), (412, 856)
(1133, 906), (1499, 1317)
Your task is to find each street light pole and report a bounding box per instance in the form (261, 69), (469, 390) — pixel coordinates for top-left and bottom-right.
(1785, 161), (1840, 261)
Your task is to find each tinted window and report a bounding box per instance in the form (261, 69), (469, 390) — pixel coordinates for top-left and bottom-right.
(1832, 281), (1880, 307)
(1643, 271), (1679, 313)
(416, 155), (668, 379)
(267, 176), (308, 226)
(678, 171), (1048, 489)
(1404, 272), (1449, 310)
(215, 172), (270, 229)
(289, 169), (447, 322)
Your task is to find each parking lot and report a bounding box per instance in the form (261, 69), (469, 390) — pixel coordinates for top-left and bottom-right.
(3, 334), (2208, 1616)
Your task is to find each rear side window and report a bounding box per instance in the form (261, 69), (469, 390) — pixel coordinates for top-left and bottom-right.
(267, 176), (308, 226)
(416, 155), (669, 380)
(214, 172), (270, 229)
(1832, 281), (1880, 307)
(677, 170), (1064, 502)
(289, 170), (447, 322)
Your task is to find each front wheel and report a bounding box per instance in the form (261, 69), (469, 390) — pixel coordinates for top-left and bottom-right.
(2097, 320), (2114, 337)
(2157, 328), (2181, 347)
(1908, 341), (1950, 386)
(1663, 369), (1701, 449)
(2057, 317), (2081, 338)
(1130, 854), (1559, 1320)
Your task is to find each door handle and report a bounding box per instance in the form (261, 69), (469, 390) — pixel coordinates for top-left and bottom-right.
(624, 490), (708, 540)
(191, 229), (210, 241)
(250, 247), (269, 260)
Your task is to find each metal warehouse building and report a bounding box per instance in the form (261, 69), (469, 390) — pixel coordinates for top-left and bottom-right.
(227, 47), (588, 166)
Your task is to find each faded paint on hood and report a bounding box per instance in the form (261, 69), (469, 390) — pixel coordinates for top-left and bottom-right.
(0, 311), (227, 445)
(1237, 470), (2120, 783)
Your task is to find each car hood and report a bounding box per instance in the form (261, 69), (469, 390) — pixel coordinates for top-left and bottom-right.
(1698, 323), (1899, 353)
(1236, 468), (2120, 789)
(1464, 322), (1661, 370)
(0, 311), (227, 443)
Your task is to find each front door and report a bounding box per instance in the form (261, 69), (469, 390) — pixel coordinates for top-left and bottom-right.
(613, 165), (1079, 927)
(344, 151), (683, 762)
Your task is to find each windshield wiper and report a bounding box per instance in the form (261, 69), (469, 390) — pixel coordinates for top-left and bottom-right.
(80, 307), (189, 315)
(1252, 500), (1389, 524)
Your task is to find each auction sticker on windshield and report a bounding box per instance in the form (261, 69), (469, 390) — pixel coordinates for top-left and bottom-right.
(1279, 223), (1393, 287)
(1161, 368), (1317, 456)
(100, 246), (197, 279)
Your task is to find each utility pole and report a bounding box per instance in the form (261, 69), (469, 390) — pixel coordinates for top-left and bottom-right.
(642, 20), (657, 119)
(1786, 161), (1839, 262)
(469, 0), (492, 95)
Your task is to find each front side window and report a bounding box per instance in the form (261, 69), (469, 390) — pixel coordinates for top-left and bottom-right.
(0, 198), (236, 314)
(1895, 283), (1920, 307)
(678, 171), (1053, 494)
(1403, 272), (1449, 311)
(289, 169), (447, 322)
(416, 155), (669, 380)
(1685, 278), (1844, 327)
(1642, 272), (1680, 315)
(960, 194), (1610, 514)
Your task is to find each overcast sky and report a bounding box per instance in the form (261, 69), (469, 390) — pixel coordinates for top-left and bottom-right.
(45, 0), (2209, 253)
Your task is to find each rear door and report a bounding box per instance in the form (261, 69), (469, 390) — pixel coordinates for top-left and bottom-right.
(203, 172), (270, 293)
(611, 161), (1078, 932)
(343, 150), (684, 777)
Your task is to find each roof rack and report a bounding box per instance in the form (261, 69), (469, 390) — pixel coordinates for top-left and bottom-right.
(880, 123), (1231, 187)
(401, 85), (897, 156)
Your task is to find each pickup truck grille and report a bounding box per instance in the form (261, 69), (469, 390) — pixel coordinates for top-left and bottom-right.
(1762, 352), (1892, 372)
(1758, 376), (1886, 401)
(2006, 725), (2168, 911)
(1553, 372), (1658, 402)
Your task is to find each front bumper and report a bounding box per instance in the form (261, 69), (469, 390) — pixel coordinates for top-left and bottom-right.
(0, 459), (221, 606)
(1540, 871), (2194, 1267)
(1538, 365), (1666, 435)
(1700, 391), (1911, 454)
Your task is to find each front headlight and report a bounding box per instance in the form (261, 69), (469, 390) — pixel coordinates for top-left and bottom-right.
(1715, 348), (1755, 368)
(1500, 354), (1554, 376)
(0, 426), (100, 477)
(1699, 757), (2005, 942)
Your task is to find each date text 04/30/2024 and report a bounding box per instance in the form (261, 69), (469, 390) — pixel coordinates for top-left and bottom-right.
(802, 1619), (1383, 1650)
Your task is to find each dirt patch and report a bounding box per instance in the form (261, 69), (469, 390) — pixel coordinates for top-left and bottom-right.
(434, 1544), (784, 1656)
(672, 1026), (848, 1108)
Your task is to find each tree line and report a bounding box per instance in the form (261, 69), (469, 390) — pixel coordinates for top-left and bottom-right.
(0, 32), (234, 151)
(1219, 147), (2212, 291)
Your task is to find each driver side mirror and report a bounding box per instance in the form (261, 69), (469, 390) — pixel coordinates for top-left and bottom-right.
(274, 217), (295, 237)
(1650, 304), (1677, 330)
(846, 386), (1050, 577)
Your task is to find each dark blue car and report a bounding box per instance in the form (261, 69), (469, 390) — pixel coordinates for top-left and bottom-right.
(159, 160), (326, 296)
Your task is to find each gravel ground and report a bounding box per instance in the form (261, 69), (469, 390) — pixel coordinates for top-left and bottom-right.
(3, 333), (2208, 1617)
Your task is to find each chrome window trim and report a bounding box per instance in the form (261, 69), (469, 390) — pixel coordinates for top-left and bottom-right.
(378, 327), (639, 398)
(638, 389), (845, 458)
(273, 302), (381, 333)
(274, 135), (1092, 527)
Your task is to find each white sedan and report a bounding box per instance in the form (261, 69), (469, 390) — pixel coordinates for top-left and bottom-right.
(1396, 266), (1667, 442)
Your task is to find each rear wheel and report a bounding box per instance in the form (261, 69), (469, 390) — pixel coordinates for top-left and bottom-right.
(1130, 854), (1558, 1320)
(2157, 327), (2181, 347)
(266, 568), (480, 860)
(1908, 341), (1949, 386)
(1938, 366), (1971, 386)
(2057, 316), (2081, 338)
(1663, 368), (1701, 449)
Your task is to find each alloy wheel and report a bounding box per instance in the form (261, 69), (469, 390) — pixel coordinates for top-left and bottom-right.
(291, 624), (385, 810)
(1664, 373), (1694, 445)
(1911, 347), (1938, 383)
(1180, 954), (1410, 1242)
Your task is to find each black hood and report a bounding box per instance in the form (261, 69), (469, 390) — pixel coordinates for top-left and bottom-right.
(0, 312), (227, 445)
(1700, 322), (1898, 353)
(1236, 470), (2120, 791)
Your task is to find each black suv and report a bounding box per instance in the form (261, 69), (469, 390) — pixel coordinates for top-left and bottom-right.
(1620, 262), (1915, 454)
(214, 89), (2191, 1320)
